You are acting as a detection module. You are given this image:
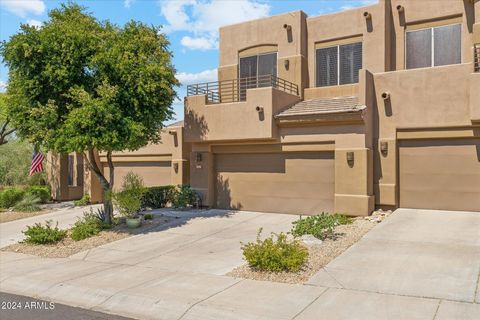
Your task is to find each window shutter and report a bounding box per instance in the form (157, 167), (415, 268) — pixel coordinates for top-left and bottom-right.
(406, 28), (432, 69)
(316, 46), (338, 87)
(434, 24), (461, 67)
(339, 42), (362, 85)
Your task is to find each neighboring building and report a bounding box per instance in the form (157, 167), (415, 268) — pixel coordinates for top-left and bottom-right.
(50, 0), (480, 216)
(47, 121), (190, 203)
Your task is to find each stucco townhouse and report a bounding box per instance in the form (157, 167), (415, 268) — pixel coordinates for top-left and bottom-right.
(48, 0), (480, 216)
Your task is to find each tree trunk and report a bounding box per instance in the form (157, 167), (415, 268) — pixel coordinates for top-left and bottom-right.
(84, 149), (114, 225)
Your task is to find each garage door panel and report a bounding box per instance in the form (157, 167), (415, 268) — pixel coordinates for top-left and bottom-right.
(216, 152), (334, 214)
(106, 161), (172, 188)
(399, 139), (480, 212)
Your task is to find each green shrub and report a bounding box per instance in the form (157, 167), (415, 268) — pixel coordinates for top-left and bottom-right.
(71, 212), (103, 241)
(74, 194), (91, 206)
(291, 213), (352, 240)
(241, 229), (308, 272)
(14, 194), (41, 212)
(25, 186), (50, 204)
(22, 220), (67, 244)
(172, 185), (197, 209)
(113, 172), (146, 218)
(144, 213), (153, 220)
(0, 188), (25, 208)
(141, 185), (175, 209)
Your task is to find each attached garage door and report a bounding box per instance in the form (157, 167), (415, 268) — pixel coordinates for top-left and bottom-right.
(215, 152), (334, 214)
(399, 139), (480, 212)
(105, 161), (171, 188)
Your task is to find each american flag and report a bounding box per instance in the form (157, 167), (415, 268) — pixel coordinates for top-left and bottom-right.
(29, 150), (45, 176)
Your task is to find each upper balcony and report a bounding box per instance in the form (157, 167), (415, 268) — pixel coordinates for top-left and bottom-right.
(184, 75), (301, 143)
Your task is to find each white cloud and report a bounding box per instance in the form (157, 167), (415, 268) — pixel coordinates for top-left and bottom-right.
(0, 80), (7, 92)
(180, 36), (217, 50)
(124, 0), (134, 8)
(0, 0), (45, 18)
(26, 19), (42, 28)
(160, 0), (270, 50)
(176, 68), (217, 85)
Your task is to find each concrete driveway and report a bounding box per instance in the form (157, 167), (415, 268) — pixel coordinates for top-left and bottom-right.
(0, 204), (101, 248)
(0, 208), (479, 320)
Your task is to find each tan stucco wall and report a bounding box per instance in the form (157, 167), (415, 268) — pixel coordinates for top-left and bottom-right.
(185, 87), (300, 142)
(218, 11), (307, 93)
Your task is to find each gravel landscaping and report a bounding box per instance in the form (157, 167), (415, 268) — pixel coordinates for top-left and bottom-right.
(0, 209), (53, 223)
(227, 210), (391, 284)
(1, 214), (177, 258)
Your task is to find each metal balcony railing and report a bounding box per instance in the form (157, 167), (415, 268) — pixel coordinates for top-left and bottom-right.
(475, 44), (480, 73)
(187, 74), (299, 104)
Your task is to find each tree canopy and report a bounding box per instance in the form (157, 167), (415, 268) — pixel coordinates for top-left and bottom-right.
(1, 3), (179, 222)
(0, 93), (16, 145)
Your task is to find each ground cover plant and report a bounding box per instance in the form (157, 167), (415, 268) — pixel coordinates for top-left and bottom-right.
(291, 213), (352, 239)
(71, 211), (104, 241)
(22, 220), (67, 244)
(74, 194), (91, 207)
(13, 194), (41, 212)
(241, 228), (308, 272)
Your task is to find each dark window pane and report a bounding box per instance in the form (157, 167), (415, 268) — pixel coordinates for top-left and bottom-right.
(258, 53), (277, 87)
(434, 24), (461, 66)
(339, 42), (362, 85)
(406, 28), (432, 69)
(239, 55), (257, 100)
(239, 55), (257, 79)
(316, 46), (338, 87)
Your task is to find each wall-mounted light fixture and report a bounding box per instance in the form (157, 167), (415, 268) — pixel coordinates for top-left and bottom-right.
(363, 11), (372, 20)
(381, 92), (390, 100)
(283, 24), (292, 31)
(284, 59), (290, 70)
(380, 141), (388, 155)
(346, 151), (354, 166)
(256, 106), (264, 113)
(173, 162), (179, 173)
(396, 5), (404, 13)
(195, 152), (202, 163)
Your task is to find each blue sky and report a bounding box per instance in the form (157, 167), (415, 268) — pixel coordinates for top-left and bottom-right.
(0, 0), (376, 123)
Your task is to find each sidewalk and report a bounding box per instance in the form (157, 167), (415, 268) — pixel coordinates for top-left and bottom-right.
(0, 204), (101, 248)
(1, 208), (479, 320)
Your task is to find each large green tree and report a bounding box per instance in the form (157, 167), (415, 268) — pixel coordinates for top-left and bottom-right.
(1, 4), (178, 223)
(0, 93), (15, 145)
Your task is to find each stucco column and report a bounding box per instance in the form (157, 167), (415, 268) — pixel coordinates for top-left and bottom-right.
(83, 151), (103, 203)
(334, 148), (375, 216)
(190, 149), (215, 207)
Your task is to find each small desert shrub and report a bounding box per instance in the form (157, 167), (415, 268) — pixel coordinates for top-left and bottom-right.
(13, 194), (41, 212)
(141, 185), (175, 209)
(172, 185), (197, 209)
(0, 188), (25, 208)
(74, 194), (91, 206)
(113, 172), (146, 218)
(25, 186), (50, 204)
(71, 212), (103, 241)
(291, 213), (352, 240)
(241, 229), (308, 272)
(23, 220), (67, 244)
(144, 213), (153, 220)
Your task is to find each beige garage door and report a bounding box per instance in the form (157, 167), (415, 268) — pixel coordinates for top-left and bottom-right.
(215, 152), (334, 214)
(399, 139), (480, 212)
(104, 161), (172, 189)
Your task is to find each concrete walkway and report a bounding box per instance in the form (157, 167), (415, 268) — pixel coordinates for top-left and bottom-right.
(0, 208), (479, 319)
(0, 204), (101, 248)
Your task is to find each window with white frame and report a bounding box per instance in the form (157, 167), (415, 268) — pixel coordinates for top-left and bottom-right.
(406, 23), (461, 69)
(315, 42), (362, 87)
